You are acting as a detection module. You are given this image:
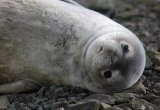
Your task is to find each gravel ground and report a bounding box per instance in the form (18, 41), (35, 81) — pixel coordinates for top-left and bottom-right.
(2, 0), (160, 110)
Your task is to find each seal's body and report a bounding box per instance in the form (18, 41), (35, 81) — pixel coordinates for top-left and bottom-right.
(0, 0), (146, 94)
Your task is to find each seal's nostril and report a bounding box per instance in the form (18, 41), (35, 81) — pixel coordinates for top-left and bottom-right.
(124, 45), (129, 51)
(103, 71), (112, 79)
(97, 46), (103, 53)
(121, 44), (129, 54)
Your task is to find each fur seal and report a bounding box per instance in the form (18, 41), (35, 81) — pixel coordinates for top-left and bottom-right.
(0, 0), (146, 94)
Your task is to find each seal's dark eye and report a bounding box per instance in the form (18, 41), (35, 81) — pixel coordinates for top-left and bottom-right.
(103, 71), (112, 79)
(121, 44), (129, 54)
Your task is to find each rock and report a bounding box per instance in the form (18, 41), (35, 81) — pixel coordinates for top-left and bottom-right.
(74, 0), (115, 10)
(139, 75), (147, 82)
(68, 97), (77, 104)
(146, 51), (160, 66)
(56, 98), (67, 102)
(154, 66), (160, 72)
(143, 70), (153, 77)
(150, 98), (160, 107)
(45, 86), (58, 99)
(124, 80), (146, 94)
(37, 87), (46, 96)
(51, 101), (68, 110)
(135, 0), (156, 6)
(45, 86), (70, 101)
(66, 100), (100, 110)
(130, 98), (160, 110)
(54, 87), (67, 99)
(142, 94), (158, 102)
(34, 98), (48, 105)
(152, 82), (160, 92)
(7, 104), (17, 110)
(103, 106), (123, 110)
(145, 56), (153, 68)
(37, 106), (43, 110)
(28, 103), (37, 109)
(84, 94), (115, 105)
(115, 103), (132, 110)
(147, 76), (160, 83)
(100, 103), (111, 109)
(54, 107), (65, 110)
(79, 93), (89, 98)
(154, 54), (160, 66)
(113, 93), (139, 104)
(132, 104), (146, 110)
(43, 103), (50, 110)
(0, 96), (9, 110)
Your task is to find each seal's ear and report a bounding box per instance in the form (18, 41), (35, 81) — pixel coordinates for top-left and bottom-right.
(59, 0), (83, 7)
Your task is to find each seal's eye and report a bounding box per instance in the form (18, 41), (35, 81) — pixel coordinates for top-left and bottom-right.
(103, 71), (112, 79)
(121, 44), (129, 54)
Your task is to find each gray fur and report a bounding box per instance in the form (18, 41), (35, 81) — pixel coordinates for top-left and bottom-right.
(0, 0), (146, 93)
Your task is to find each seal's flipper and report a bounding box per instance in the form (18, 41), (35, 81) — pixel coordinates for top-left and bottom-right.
(0, 80), (41, 94)
(59, 0), (83, 7)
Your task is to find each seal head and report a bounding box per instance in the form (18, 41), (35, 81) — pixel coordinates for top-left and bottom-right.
(83, 32), (146, 93)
